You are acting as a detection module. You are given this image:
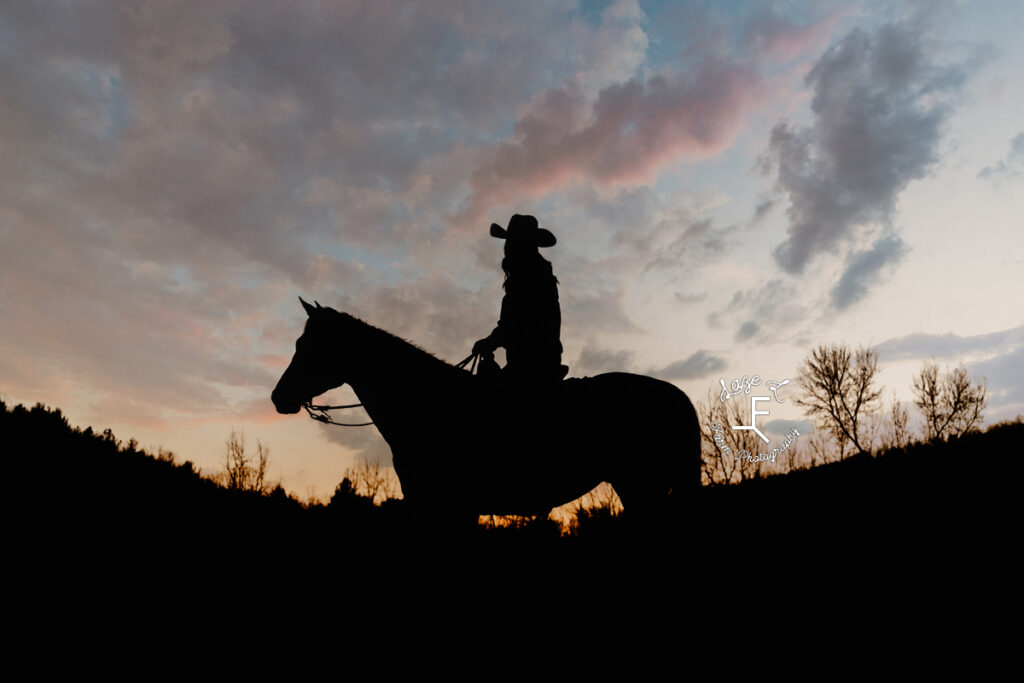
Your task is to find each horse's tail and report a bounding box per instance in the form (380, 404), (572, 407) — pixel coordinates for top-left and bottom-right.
(600, 373), (701, 520)
(669, 386), (702, 498)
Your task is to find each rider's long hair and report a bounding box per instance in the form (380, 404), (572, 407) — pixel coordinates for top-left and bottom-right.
(502, 248), (558, 292)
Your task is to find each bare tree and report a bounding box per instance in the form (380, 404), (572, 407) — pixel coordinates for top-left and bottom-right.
(343, 460), (400, 505)
(912, 361), (988, 442)
(794, 344), (882, 457)
(879, 392), (911, 451)
(222, 430), (270, 493)
(790, 427), (849, 469)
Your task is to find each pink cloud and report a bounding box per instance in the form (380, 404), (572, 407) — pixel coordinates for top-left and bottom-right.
(744, 9), (846, 63)
(258, 354), (292, 370)
(455, 58), (764, 228)
(452, 5), (848, 230)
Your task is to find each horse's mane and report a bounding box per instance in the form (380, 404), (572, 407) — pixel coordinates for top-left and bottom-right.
(318, 306), (462, 378)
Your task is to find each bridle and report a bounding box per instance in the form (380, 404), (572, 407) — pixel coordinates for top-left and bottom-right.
(302, 401), (373, 427)
(301, 353), (481, 428)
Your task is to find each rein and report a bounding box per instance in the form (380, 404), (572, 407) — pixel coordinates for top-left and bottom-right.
(302, 401), (373, 427)
(302, 353), (482, 428)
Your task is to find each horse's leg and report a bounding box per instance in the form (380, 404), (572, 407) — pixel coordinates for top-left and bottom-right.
(612, 476), (668, 518)
(611, 428), (693, 530)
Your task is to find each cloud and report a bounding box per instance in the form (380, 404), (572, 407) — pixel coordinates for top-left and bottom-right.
(750, 199), (776, 227)
(764, 419), (814, 438)
(562, 288), (642, 335)
(652, 349), (726, 380)
(575, 346), (634, 375)
(762, 15), (986, 306)
(675, 291), (708, 306)
(877, 324), (1024, 361)
(459, 62), (760, 220)
(735, 321), (760, 342)
(0, 0), (655, 281)
(830, 234), (908, 310)
(568, 185), (659, 242)
(317, 419), (393, 466)
(645, 218), (735, 272)
(0, 1), (662, 428)
(972, 346), (1024, 422)
(978, 131), (1024, 181)
(456, 45), (765, 226)
(342, 274), (496, 361)
(0, 237), (287, 428)
(0, 1), (846, 434)
(743, 8), (844, 63)
(708, 279), (806, 343)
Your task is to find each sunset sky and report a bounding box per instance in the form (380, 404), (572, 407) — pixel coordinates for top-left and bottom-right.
(2, 0), (1021, 500)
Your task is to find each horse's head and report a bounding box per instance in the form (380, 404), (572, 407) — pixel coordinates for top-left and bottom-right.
(271, 298), (348, 414)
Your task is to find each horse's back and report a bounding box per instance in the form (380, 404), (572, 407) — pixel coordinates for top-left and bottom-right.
(563, 372), (701, 504)
(563, 371), (698, 425)
(465, 370), (698, 440)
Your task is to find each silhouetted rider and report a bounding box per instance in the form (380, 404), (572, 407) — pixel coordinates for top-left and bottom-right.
(473, 214), (568, 384)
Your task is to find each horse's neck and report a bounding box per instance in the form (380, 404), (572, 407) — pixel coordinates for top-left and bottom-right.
(339, 316), (454, 434)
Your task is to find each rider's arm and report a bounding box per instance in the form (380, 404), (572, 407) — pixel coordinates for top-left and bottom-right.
(490, 294), (510, 346)
(473, 295), (509, 355)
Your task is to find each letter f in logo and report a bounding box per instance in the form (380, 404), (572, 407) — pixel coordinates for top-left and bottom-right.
(733, 396), (770, 444)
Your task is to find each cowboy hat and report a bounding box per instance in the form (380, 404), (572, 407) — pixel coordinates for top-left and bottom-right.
(489, 214), (556, 248)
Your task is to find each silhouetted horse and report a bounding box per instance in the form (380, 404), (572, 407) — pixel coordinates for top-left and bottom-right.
(272, 300), (701, 524)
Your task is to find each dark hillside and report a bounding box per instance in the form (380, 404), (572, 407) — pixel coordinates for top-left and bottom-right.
(6, 399), (1018, 585)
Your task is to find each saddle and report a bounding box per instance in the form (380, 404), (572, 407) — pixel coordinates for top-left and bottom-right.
(462, 351), (568, 384)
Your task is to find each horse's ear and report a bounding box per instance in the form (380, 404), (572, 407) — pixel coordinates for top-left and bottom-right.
(315, 300), (323, 309)
(299, 297), (317, 317)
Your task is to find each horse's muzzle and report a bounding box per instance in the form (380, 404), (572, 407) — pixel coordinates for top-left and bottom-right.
(271, 389), (302, 414)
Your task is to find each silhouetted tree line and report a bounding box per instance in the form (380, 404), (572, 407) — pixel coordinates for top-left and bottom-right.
(698, 344), (1001, 485)
(4, 400), (303, 543)
(1, 399), (580, 552)
(5, 392), (1019, 578)
(3, 398), (626, 541)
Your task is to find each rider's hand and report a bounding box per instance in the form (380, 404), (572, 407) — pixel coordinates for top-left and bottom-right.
(472, 338), (494, 356)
